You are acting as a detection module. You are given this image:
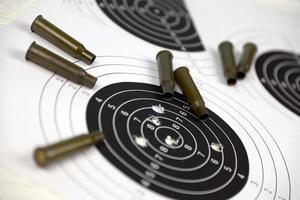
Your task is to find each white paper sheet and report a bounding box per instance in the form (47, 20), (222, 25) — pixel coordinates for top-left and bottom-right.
(0, 0), (299, 199)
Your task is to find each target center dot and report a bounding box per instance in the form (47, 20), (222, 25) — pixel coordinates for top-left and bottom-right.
(149, 6), (165, 16)
(154, 126), (184, 149)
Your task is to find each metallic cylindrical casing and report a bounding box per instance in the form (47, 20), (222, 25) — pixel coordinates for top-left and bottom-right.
(237, 43), (257, 79)
(219, 41), (237, 85)
(31, 15), (95, 65)
(174, 66), (209, 120)
(34, 131), (104, 167)
(156, 50), (175, 100)
(26, 42), (97, 88)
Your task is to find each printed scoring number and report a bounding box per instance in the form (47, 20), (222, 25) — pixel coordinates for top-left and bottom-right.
(223, 165), (232, 173)
(182, 104), (190, 110)
(172, 123), (180, 130)
(175, 116), (183, 122)
(150, 162), (160, 170)
(211, 158), (219, 165)
(159, 146), (169, 153)
(147, 123), (155, 130)
(107, 103), (116, 110)
(184, 144), (193, 151)
(180, 110), (187, 116)
(120, 110), (129, 116)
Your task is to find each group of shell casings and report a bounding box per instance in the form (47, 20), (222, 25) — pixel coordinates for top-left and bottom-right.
(26, 15), (105, 167)
(156, 50), (209, 121)
(26, 15), (98, 88)
(219, 41), (257, 85)
(28, 16), (208, 167)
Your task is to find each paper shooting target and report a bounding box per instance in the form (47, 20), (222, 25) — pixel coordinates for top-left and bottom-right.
(223, 28), (299, 119)
(94, 0), (204, 51)
(255, 51), (300, 117)
(38, 56), (290, 200)
(86, 82), (249, 200)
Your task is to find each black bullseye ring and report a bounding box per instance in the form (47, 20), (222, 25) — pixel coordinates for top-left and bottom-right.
(86, 82), (248, 200)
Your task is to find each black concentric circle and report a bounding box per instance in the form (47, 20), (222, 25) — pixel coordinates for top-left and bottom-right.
(255, 51), (300, 117)
(95, 0), (204, 51)
(86, 82), (248, 200)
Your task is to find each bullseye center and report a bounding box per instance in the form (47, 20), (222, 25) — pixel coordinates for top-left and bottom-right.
(149, 6), (165, 16)
(155, 127), (183, 149)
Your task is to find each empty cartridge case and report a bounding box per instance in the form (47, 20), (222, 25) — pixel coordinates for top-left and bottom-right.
(26, 42), (97, 88)
(34, 131), (104, 167)
(156, 50), (175, 100)
(218, 41), (237, 85)
(237, 43), (257, 79)
(174, 67), (209, 120)
(31, 15), (95, 64)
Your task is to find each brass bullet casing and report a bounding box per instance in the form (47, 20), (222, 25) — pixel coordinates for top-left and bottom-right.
(26, 42), (97, 88)
(218, 41), (237, 85)
(237, 43), (257, 79)
(31, 15), (95, 65)
(156, 50), (175, 100)
(34, 131), (104, 167)
(174, 67), (209, 120)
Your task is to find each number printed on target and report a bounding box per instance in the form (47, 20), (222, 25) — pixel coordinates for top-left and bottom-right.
(86, 82), (249, 200)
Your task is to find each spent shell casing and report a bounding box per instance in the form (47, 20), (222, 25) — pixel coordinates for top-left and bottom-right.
(26, 42), (97, 88)
(174, 67), (209, 120)
(34, 131), (104, 167)
(156, 50), (175, 100)
(237, 43), (257, 79)
(218, 41), (237, 85)
(31, 15), (95, 65)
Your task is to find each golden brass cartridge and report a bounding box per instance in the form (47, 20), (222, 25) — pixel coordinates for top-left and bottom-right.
(174, 66), (209, 120)
(26, 42), (97, 88)
(218, 41), (237, 85)
(34, 131), (104, 167)
(156, 50), (175, 100)
(31, 15), (95, 65)
(237, 43), (257, 79)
